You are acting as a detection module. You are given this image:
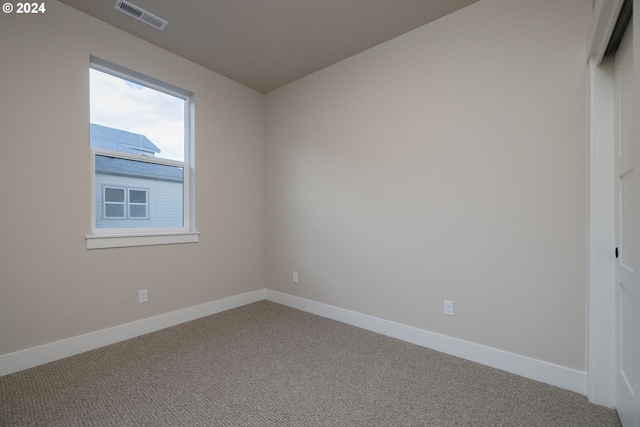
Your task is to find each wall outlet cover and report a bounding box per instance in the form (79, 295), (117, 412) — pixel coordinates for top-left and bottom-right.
(444, 300), (454, 316)
(139, 289), (148, 303)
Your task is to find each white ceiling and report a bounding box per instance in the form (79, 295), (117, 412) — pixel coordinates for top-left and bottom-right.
(57, 0), (479, 93)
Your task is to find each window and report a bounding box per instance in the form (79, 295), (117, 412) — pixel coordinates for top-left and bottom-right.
(128, 189), (148, 219)
(104, 187), (125, 218)
(103, 187), (148, 220)
(86, 57), (198, 249)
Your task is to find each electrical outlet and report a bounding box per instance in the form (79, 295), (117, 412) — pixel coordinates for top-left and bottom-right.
(444, 300), (454, 316)
(292, 272), (299, 283)
(139, 289), (148, 303)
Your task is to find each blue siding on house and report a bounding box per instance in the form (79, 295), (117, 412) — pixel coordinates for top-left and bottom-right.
(95, 174), (183, 229)
(92, 124), (184, 229)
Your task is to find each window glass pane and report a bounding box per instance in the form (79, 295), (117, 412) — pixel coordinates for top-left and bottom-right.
(90, 61), (191, 235)
(105, 204), (125, 218)
(129, 189), (147, 203)
(105, 187), (124, 202)
(90, 68), (185, 162)
(95, 155), (183, 229)
(129, 205), (147, 218)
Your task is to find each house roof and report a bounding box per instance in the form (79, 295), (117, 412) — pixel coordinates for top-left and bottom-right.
(90, 123), (160, 156)
(95, 155), (183, 182)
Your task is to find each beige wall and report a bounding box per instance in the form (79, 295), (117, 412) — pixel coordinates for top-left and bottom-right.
(0, 0), (594, 373)
(0, 2), (265, 355)
(266, 0), (591, 370)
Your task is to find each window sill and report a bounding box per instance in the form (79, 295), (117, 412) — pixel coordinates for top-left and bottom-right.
(86, 231), (200, 249)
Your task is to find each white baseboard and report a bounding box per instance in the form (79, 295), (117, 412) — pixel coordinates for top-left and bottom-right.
(265, 290), (587, 395)
(0, 289), (265, 377)
(1, 288), (587, 397)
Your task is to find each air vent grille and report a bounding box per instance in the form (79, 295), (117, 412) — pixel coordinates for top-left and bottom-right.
(114, 0), (168, 31)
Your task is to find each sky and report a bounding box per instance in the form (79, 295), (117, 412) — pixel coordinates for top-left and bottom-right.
(90, 68), (185, 162)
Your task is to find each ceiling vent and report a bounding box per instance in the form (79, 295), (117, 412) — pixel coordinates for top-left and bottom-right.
(114, 0), (168, 31)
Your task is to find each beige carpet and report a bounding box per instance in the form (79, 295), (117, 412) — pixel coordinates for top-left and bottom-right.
(0, 301), (621, 426)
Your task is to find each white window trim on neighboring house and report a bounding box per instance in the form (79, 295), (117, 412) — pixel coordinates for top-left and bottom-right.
(128, 188), (148, 219)
(103, 186), (126, 219)
(102, 186), (149, 220)
(86, 56), (199, 249)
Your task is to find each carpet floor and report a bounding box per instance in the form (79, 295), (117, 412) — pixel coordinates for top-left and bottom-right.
(0, 301), (621, 426)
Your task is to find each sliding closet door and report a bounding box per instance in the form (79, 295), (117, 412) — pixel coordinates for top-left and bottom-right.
(614, 22), (639, 427)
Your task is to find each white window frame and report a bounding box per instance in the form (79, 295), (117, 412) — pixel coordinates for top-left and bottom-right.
(103, 186), (126, 219)
(102, 186), (149, 220)
(127, 188), (148, 219)
(86, 57), (199, 249)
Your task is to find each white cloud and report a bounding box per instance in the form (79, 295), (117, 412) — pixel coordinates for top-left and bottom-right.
(90, 69), (185, 161)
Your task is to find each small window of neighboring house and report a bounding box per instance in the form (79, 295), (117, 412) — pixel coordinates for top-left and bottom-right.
(128, 189), (148, 219)
(87, 57), (198, 249)
(104, 187), (125, 218)
(103, 187), (148, 219)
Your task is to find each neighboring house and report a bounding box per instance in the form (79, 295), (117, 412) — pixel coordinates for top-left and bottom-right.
(90, 123), (184, 229)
